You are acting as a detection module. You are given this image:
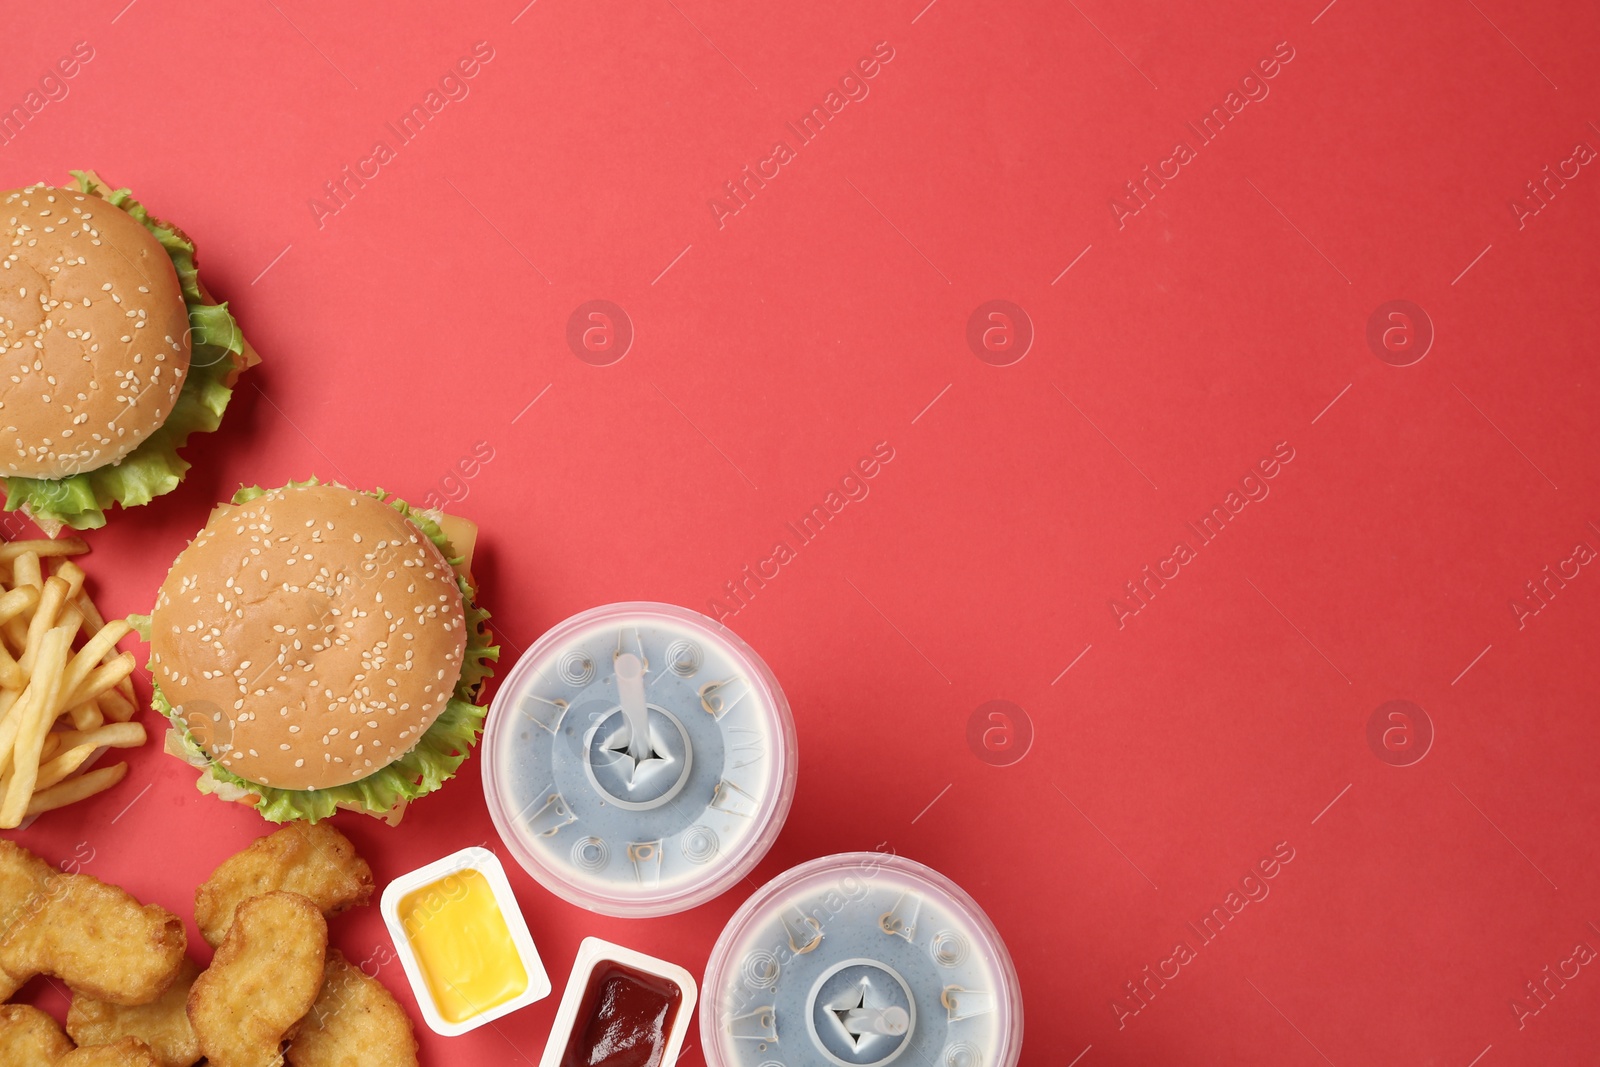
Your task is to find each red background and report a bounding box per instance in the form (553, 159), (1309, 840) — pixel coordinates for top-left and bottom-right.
(5, 1), (1600, 1064)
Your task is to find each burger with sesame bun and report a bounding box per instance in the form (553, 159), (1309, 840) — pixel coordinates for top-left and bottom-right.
(1, 171), (258, 532)
(139, 479), (497, 823)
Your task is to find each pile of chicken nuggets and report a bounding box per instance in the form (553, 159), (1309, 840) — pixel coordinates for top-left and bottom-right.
(0, 823), (418, 1066)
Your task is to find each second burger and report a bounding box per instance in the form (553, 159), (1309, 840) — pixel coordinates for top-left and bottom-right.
(141, 479), (497, 823)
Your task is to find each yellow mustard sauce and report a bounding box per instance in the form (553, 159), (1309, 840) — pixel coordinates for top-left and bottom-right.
(400, 867), (529, 1023)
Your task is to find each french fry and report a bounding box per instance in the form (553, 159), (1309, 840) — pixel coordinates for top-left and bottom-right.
(0, 640), (22, 692)
(0, 595), (28, 769)
(67, 699), (103, 732)
(67, 579), (137, 704)
(2, 551), (43, 653)
(52, 558), (86, 603)
(10, 550), (41, 589)
(62, 652), (135, 710)
(0, 538), (88, 563)
(0, 685), (36, 780)
(0, 542), (147, 824)
(0, 616), (24, 660)
(57, 601), (84, 637)
(11, 629), (70, 745)
(73, 580), (109, 631)
(0, 627), (72, 827)
(24, 761), (126, 816)
(52, 721), (146, 752)
(59, 620), (132, 705)
(99, 687), (137, 724)
(0, 586), (38, 627)
(19, 576), (71, 676)
(34, 742), (98, 791)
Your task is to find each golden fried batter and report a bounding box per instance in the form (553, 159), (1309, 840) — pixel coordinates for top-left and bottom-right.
(285, 950), (418, 1067)
(69, 957), (203, 1067)
(0, 840), (53, 922)
(188, 891), (327, 1067)
(0, 840), (55, 1000)
(0, 870), (186, 1006)
(196, 824), (373, 948)
(56, 1036), (162, 1066)
(0, 1003), (75, 1063)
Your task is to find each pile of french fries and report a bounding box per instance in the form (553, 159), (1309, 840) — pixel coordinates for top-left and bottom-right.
(0, 538), (144, 827)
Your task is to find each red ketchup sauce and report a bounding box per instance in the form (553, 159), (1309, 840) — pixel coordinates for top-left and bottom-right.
(561, 961), (684, 1067)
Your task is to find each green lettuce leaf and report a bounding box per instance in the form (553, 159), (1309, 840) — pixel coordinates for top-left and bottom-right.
(3, 172), (244, 531)
(149, 483), (499, 823)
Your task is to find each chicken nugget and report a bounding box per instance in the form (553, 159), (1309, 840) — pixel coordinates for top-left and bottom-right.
(0, 840), (54, 1000)
(69, 957), (203, 1067)
(285, 950), (418, 1067)
(0, 840), (53, 923)
(56, 1036), (162, 1067)
(196, 824), (373, 947)
(0, 870), (186, 1006)
(0, 1003), (75, 1063)
(188, 891), (327, 1067)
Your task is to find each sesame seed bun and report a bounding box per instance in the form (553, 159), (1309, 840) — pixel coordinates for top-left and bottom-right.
(150, 483), (468, 792)
(1, 183), (191, 480)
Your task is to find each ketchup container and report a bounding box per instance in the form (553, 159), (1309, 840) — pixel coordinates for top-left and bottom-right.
(538, 937), (698, 1067)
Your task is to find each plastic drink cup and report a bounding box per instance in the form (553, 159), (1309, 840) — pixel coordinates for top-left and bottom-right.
(701, 853), (1024, 1067)
(484, 602), (798, 917)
